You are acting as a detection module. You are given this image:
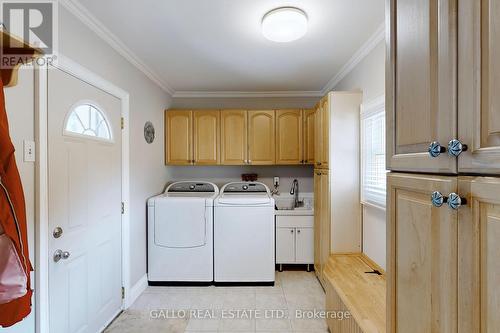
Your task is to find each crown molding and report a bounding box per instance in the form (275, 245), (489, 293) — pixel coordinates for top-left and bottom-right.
(172, 90), (324, 98)
(59, 0), (175, 95)
(321, 22), (385, 95)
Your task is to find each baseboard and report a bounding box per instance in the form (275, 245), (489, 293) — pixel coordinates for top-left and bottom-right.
(125, 274), (148, 308)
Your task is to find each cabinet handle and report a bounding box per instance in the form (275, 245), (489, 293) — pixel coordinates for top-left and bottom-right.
(428, 141), (446, 158)
(447, 193), (467, 210)
(431, 191), (447, 207)
(448, 139), (468, 157)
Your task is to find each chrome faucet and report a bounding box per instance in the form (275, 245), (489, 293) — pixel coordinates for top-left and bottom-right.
(290, 179), (300, 208)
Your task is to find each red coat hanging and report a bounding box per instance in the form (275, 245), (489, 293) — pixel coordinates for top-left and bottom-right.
(0, 77), (33, 327)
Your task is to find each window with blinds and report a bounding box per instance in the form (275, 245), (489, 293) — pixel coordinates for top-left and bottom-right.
(361, 97), (386, 207)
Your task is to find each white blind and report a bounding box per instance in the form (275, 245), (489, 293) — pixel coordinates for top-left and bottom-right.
(361, 97), (386, 207)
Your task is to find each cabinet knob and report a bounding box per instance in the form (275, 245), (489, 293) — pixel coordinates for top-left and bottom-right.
(290, 229), (294, 233)
(431, 191), (446, 207)
(448, 139), (468, 157)
(297, 229), (301, 234)
(428, 141), (446, 158)
(447, 193), (466, 210)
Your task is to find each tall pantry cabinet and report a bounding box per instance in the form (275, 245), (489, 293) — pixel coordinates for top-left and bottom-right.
(387, 0), (500, 332)
(313, 92), (362, 287)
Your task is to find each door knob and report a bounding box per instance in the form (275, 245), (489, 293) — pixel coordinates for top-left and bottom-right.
(428, 141), (446, 157)
(447, 193), (466, 210)
(448, 139), (468, 157)
(53, 249), (71, 262)
(431, 191), (446, 207)
(53, 226), (63, 239)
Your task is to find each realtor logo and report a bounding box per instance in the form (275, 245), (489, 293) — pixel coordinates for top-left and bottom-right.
(1, 0), (58, 66)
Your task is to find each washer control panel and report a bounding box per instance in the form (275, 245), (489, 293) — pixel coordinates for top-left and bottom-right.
(223, 182), (267, 193)
(168, 182), (215, 193)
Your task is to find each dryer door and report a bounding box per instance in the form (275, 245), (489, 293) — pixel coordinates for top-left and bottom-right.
(154, 198), (207, 248)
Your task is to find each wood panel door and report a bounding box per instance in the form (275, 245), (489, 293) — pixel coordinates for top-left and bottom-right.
(313, 169), (322, 276)
(314, 103), (323, 168)
(220, 110), (247, 165)
(458, 177), (500, 333)
(387, 173), (458, 333)
(248, 110), (275, 165)
(193, 110), (220, 165)
(458, 0), (500, 174)
(276, 109), (302, 165)
(319, 97), (330, 169)
(303, 109), (315, 164)
(165, 110), (192, 165)
(386, 0), (457, 173)
(319, 170), (331, 283)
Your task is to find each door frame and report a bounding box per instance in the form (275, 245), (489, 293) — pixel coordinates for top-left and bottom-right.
(34, 55), (131, 333)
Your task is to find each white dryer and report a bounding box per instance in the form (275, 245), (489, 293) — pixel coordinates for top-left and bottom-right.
(147, 181), (218, 283)
(214, 182), (275, 284)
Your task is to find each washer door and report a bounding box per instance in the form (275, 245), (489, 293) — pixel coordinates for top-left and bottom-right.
(155, 198), (207, 248)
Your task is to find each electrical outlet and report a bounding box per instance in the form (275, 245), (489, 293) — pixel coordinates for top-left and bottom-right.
(24, 140), (35, 162)
(274, 176), (280, 187)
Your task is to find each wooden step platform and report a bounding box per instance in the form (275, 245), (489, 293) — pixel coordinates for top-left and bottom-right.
(323, 254), (386, 333)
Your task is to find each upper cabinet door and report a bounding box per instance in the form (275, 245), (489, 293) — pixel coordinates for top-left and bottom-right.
(276, 110), (302, 165)
(458, 0), (500, 174)
(220, 110), (247, 165)
(314, 103), (323, 168)
(458, 177), (500, 333)
(386, 0), (457, 173)
(303, 109), (315, 164)
(320, 97), (330, 169)
(165, 110), (192, 165)
(193, 110), (220, 165)
(248, 110), (275, 165)
(387, 173), (458, 333)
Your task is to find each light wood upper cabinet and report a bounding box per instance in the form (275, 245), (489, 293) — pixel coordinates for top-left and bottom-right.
(193, 110), (219, 165)
(458, 177), (500, 333)
(276, 109), (302, 165)
(314, 102), (323, 167)
(320, 96), (330, 169)
(165, 110), (192, 165)
(386, 0), (457, 173)
(220, 110), (247, 165)
(314, 97), (329, 169)
(458, 0), (500, 174)
(248, 110), (275, 165)
(303, 109), (315, 164)
(387, 173), (458, 333)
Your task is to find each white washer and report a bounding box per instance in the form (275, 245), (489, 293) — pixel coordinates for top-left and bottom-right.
(147, 181), (218, 283)
(214, 182), (275, 284)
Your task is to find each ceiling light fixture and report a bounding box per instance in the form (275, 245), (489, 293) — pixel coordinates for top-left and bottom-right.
(262, 7), (308, 43)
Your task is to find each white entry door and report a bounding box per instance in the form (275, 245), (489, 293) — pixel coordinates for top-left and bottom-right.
(48, 67), (122, 333)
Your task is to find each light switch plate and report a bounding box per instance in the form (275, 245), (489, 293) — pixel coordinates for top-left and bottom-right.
(24, 140), (35, 162)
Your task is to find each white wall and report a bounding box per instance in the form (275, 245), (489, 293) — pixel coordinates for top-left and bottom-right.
(333, 40), (386, 270)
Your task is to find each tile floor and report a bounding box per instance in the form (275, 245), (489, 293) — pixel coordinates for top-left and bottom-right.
(105, 271), (328, 333)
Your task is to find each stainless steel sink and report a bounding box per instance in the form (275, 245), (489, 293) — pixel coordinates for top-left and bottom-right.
(275, 199), (305, 210)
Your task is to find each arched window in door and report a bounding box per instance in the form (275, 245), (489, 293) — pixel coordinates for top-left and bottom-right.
(64, 103), (112, 141)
